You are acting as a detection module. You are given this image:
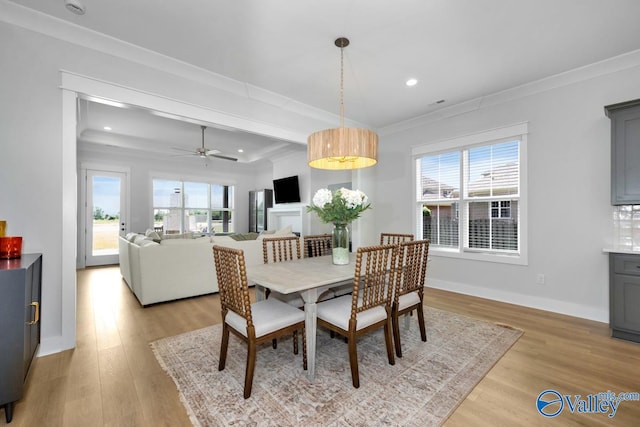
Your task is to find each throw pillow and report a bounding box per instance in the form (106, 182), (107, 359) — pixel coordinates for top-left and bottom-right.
(145, 231), (162, 242)
(273, 225), (293, 236)
(133, 235), (152, 245)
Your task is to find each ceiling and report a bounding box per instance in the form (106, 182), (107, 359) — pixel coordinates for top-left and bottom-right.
(8, 0), (640, 163)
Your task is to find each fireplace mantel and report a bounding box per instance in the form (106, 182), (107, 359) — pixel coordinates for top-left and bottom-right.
(268, 205), (308, 235)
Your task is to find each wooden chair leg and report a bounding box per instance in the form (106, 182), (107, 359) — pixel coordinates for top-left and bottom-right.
(272, 338), (277, 349)
(392, 308), (403, 358)
(347, 330), (360, 388)
(416, 304), (427, 342)
(219, 324), (230, 371)
(384, 320), (396, 366)
(293, 330), (298, 355)
(244, 340), (257, 399)
(302, 327), (307, 371)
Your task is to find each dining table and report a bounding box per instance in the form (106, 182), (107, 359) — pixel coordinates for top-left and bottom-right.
(246, 253), (357, 381)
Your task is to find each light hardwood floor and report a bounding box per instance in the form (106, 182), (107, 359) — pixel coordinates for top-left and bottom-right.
(3, 266), (640, 426)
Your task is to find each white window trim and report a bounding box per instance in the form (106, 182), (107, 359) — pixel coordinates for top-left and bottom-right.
(412, 122), (528, 266)
(150, 174), (236, 234)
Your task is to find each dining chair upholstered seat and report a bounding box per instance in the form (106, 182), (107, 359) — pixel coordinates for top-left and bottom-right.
(316, 295), (388, 331)
(379, 232), (415, 245)
(213, 245), (307, 399)
(392, 239), (430, 358)
(316, 244), (398, 388)
(224, 298), (307, 338)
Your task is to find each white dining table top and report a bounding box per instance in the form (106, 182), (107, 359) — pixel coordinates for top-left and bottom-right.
(246, 253), (357, 294)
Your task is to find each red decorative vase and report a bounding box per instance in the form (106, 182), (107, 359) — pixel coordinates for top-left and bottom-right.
(0, 236), (22, 259)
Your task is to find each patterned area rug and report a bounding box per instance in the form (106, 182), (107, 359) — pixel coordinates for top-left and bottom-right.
(151, 307), (522, 426)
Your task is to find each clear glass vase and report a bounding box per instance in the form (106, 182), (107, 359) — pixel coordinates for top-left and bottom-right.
(332, 223), (350, 265)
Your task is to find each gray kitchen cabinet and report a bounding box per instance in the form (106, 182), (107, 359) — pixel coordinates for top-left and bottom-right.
(605, 99), (640, 205)
(609, 253), (640, 343)
(0, 254), (42, 423)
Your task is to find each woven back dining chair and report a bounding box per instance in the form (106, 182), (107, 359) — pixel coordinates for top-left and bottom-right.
(213, 245), (307, 398)
(380, 232), (414, 245)
(391, 239), (430, 357)
(262, 235), (302, 264)
(303, 234), (332, 258)
(261, 235), (305, 348)
(316, 244), (399, 388)
(303, 233), (354, 298)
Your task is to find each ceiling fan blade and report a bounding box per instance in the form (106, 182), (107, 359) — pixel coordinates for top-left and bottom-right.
(209, 153), (238, 162)
(171, 146), (197, 153)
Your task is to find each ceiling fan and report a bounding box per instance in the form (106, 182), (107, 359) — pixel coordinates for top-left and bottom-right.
(172, 125), (238, 161)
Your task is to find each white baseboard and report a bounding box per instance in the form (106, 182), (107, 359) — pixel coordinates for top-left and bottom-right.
(38, 335), (75, 357)
(427, 278), (609, 324)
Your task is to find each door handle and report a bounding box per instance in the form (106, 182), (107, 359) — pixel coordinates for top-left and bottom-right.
(27, 302), (40, 325)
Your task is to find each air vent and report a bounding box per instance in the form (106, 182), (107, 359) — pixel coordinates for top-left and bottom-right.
(65, 0), (86, 15)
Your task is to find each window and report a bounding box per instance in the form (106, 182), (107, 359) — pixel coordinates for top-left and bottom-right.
(413, 123), (527, 264)
(153, 179), (234, 234)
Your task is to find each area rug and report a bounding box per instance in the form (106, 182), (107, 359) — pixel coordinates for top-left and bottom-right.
(151, 307), (522, 427)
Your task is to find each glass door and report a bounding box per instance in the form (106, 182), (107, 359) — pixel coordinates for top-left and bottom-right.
(85, 170), (127, 266)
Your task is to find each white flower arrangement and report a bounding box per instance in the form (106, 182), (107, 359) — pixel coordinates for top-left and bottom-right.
(307, 187), (371, 224)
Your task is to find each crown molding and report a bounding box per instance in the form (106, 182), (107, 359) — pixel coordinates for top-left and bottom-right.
(380, 48), (640, 136)
(0, 0), (343, 129)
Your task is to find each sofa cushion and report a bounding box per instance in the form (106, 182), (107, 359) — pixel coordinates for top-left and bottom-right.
(126, 232), (139, 242)
(160, 238), (211, 246)
(211, 235), (235, 244)
(230, 232), (259, 241)
(163, 232), (195, 239)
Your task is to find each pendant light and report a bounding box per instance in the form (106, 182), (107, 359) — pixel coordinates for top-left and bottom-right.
(307, 37), (378, 170)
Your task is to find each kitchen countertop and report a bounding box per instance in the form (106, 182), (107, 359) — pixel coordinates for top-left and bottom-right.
(603, 245), (640, 254)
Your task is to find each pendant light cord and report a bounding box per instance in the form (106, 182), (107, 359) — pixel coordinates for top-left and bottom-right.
(339, 40), (345, 129)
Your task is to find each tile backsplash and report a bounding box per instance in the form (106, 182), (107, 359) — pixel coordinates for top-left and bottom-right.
(613, 205), (640, 249)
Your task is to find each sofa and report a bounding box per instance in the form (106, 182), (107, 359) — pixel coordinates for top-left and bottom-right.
(118, 230), (300, 306)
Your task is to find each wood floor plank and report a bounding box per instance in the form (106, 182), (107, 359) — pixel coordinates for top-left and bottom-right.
(2, 266), (639, 426)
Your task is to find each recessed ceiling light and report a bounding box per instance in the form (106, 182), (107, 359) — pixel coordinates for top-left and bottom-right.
(237, 149), (244, 153)
(103, 126), (112, 131)
(405, 78), (418, 87)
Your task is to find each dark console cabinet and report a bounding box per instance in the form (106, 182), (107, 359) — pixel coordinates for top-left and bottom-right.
(0, 253), (42, 423)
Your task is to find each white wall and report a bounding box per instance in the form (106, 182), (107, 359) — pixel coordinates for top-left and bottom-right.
(4, 4), (640, 357)
(0, 16), (329, 355)
(376, 62), (640, 322)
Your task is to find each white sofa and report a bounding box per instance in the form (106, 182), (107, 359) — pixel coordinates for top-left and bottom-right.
(118, 233), (267, 306)
(118, 231), (303, 306)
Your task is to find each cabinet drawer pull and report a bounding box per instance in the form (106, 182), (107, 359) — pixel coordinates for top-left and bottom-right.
(28, 302), (39, 325)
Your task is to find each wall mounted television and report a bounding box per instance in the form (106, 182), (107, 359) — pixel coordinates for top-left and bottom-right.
(273, 175), (301, 204)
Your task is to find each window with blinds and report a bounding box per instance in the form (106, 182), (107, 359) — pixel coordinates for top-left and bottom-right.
(417, 139), (521, 255)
